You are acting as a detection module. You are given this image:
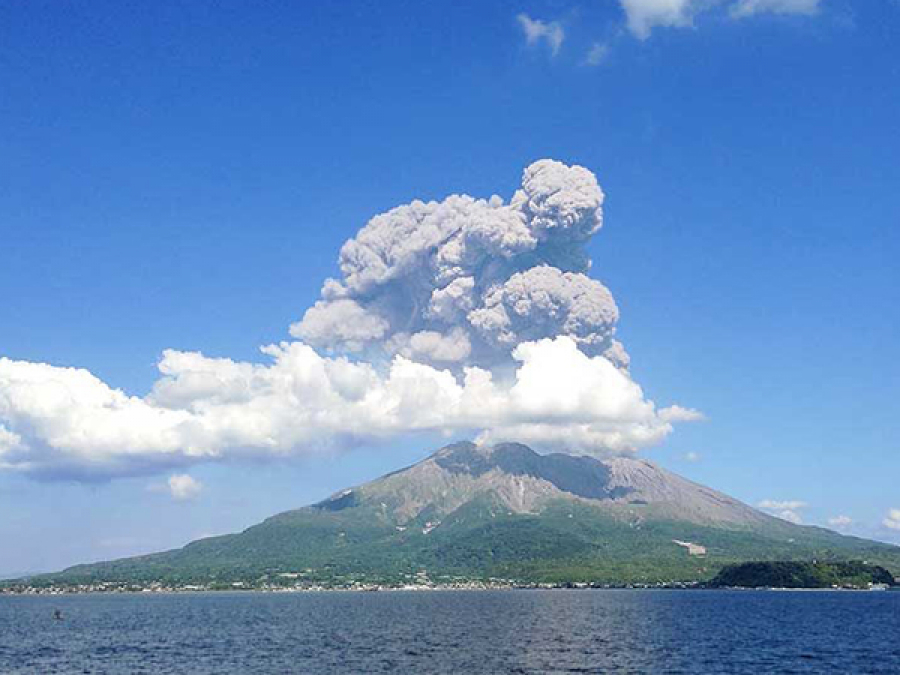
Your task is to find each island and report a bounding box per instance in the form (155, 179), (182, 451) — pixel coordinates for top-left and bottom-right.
(709, 561), (896, 589)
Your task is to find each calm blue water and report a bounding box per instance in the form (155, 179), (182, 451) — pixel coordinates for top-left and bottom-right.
(0, 590), (898, 674)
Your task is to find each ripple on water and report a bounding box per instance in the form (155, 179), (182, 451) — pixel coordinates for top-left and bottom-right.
(0, 590), (898, 674)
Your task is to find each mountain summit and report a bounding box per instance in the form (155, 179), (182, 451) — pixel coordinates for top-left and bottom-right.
(47, 442), (900, 585)
(332, 441), (769, 528)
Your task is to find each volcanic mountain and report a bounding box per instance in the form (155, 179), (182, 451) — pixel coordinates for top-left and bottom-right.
(46, 442), (900, 585)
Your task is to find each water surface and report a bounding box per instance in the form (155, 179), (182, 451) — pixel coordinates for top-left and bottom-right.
(1, 590), (898, 674)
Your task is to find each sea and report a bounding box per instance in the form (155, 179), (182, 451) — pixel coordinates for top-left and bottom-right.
(1, 589), (898, 674)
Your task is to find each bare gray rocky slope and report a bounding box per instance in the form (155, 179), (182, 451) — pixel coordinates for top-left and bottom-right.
(320, 441), (773, 528)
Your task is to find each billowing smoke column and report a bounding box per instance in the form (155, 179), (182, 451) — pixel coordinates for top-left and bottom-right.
(292, 160), (629, 370)
(0, 160), (700, 480)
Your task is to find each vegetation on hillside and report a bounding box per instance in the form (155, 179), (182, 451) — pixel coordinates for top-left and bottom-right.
(710, 561), (896, 589)
(21, 498), (900, 588)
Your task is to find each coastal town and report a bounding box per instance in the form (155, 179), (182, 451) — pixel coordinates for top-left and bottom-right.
(0, 571), (706, 595)
(4, 560), (895, 595)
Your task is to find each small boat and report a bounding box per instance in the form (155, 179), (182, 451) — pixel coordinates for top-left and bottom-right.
(53, 609), (63, 621)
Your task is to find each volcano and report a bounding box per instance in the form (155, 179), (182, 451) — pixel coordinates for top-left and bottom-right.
(46, 442), (900, 585)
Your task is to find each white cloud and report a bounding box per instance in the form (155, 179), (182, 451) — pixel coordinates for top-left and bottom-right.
(758, 499), (806, 524)
(168, 474), (203, 501)
(684, 451), (701, 462)
(474, 337), (689, 452)
(0, 424), (23, 469)
(0, 160), (699, 480)
(828, 515), (852, 529)
(0, 337), (696, 478)
(730, 0), (819, 19)
(884, 509), (900, 531)
(619, 0), (705, 39)
(617, 0), (821, 39)
(659, 405), (705, 422)
(517, 14), (565, 56)
(584, 42), (609, 66)
(758, 500), (806, 510)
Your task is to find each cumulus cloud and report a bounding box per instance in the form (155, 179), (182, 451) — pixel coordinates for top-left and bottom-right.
(517, 14), (565, 56)
(474, 338), (691, 452)
(828, 515), (852, 529)
(168, 474), (203, 501)
(0, 160), (699, 480)
(884, 509), (900, 531)
(758, 499), (806, 524)
(0, 337), (692, 478)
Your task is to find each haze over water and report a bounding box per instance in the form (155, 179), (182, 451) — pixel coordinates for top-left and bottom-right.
(3, 590), (898, 674)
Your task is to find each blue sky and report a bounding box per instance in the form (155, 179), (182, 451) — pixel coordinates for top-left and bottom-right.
(1, 0), (898, 574)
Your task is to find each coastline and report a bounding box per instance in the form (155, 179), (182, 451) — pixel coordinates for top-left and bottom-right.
(2, 583), (895, 596)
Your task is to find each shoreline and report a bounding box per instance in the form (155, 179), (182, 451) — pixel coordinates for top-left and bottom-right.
(2, 583), (895, 596)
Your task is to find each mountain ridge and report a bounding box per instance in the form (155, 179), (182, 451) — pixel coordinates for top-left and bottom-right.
(309, 441), (773, 529)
